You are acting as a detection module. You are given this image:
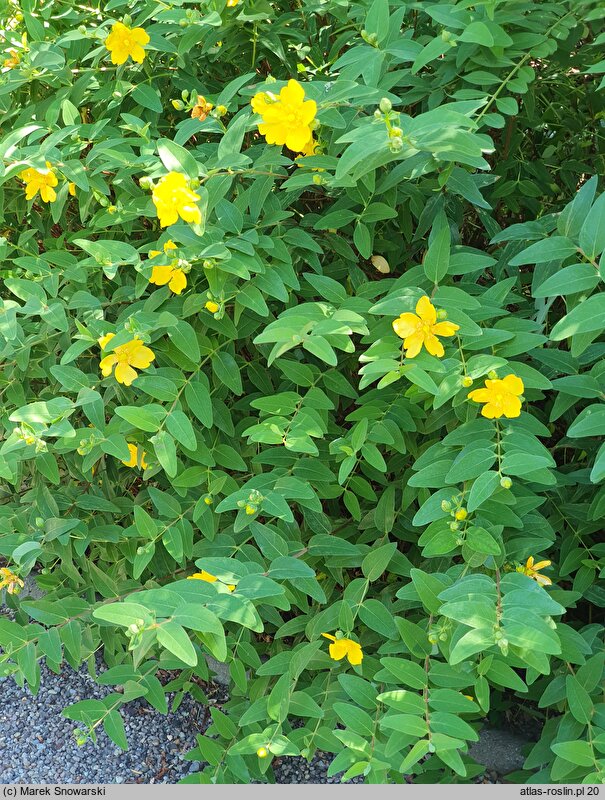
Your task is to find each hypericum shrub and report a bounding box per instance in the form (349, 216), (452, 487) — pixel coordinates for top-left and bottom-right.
(0, 0), (604, 785)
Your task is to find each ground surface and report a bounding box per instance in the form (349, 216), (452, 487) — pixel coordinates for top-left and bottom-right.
(0, 661), (363, 784)
(0, 659), (529, 784)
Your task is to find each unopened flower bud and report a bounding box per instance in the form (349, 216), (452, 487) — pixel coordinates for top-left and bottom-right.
(189, 178), (200, 189)
(389, 136), (403, 153)
(171, 99), (185, 110)
(257, 747), (268, 758)
(449, 521), (459, 531)
(500, 476), (512, 489)
(441, 500), (452, 512)
(78, 25), (87, 34)
(436, 309), (448, 320)
(455, 508), (467, 521)
(179, 18), (188, 27)
(487, 370), (498, 380)
(379, 97), (392, 113)
(245, 504), (257, 516)
(389, 126), (402, 138)
(204, 495), (213, 505)
(374, 109), (383, 119)
(461, 376), (473, 388)
(139, 176), (153, 190)
(216, 105), (228, 116)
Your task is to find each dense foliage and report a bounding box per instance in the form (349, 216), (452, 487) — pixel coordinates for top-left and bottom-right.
(0, 0), (604, 785)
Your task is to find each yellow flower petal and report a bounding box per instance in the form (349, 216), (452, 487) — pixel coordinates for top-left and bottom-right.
(424, 332), (445, 358)
(149, 265), (174, 287)
(416, 295), (436, 325)
(168, 269), (187, 294)
(114, 361), (138, 386)
(501, 374), (524, 396)
(392, 313), (419, 339)
(431, 321), (459, 337)
(328, 641), (349, 661)
(403, 331), (424, 359)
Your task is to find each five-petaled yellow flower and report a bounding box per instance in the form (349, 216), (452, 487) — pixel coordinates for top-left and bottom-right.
(392, 295), (459, 358)
(517, 556), (552, 587)
(104, 21), (149, 65)
(148, 240), (187, 294)
(20, 162), (58, 204)
(151, 172), (202, 228)
(122, 443), (148, 470)
(0, 567), (24, 595)
(468, 374), (524, 419)
(98, 332), (155, 386)
(188, 570), (235, 592)
(251, 79), (316, 152)
(322, 633), (363, 666)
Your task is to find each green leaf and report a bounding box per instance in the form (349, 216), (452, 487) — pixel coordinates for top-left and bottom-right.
(103, 710), (128, 750)
(509, 236), (578, 266)
(551, 741), (594, 767)
(150, 430), (178, 477)
(185, 379), (213, 428)
(565, 675), (594, 724)
(157, 137), (200, 181)
(92, 603), (152, 627)
(212, 351), (242, 395)
(550, 295), (605, 340)
(579, 191), (605, 258)
(467, 471), (500, 512)
(361, 542), (397, 581)
(424, 221), (450, 284)
(567, 404), (605, 438)
(156, 622), (197, 666)
(132, 84), (163, 112)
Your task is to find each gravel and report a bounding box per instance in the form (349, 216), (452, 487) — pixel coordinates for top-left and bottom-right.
(0, 661), (213, 784)
(0, 659), (356, 784)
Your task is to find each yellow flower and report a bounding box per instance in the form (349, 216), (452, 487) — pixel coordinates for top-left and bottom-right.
(227, 0), (240, 6)
(104, 21), (149, 65)
(151, 172), (202, 228)
(68, 182), (76, 196)
(3, 49), (20, 69)
(148, 240), (187, 294)
(516, 556), (552, 587)
(191, 95), (213, 121)
(205, 301), (219, 313)
(20, 162), (58, 203)
(252, 79), (316, 152)
(468, 374), (524, 419)
(0, 567), (24, 595)
(257, 747), (268, 758)
(99, 335), (155, 386)
(187, 570), (235, 592)
(392, 295), (459, 358)
(122, 443), (148, 470)
(322, 633), (363, 666)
